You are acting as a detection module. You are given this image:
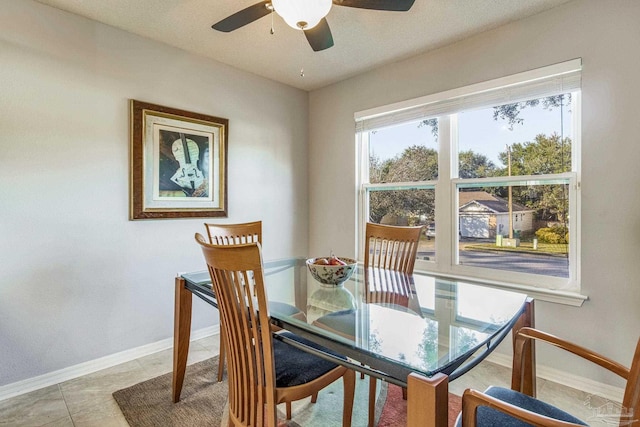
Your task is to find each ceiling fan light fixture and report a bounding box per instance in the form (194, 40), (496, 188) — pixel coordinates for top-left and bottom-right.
(272, 0), (332, 30)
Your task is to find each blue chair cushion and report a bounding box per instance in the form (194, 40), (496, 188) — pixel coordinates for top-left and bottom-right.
(273, 331), (347, 388)
(455, 386), (588, 426)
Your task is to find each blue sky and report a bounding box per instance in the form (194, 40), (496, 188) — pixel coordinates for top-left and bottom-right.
(369, 100), (573, 166)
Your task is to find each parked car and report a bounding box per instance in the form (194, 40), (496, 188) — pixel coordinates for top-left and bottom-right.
(425, 222), (435, 240)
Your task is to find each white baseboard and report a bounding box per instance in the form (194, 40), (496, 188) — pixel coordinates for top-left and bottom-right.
(486, 352), (625, 403)
(0, 325), (220, 402)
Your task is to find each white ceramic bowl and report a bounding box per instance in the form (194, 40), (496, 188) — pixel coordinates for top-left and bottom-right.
(306, 257), (357, 286)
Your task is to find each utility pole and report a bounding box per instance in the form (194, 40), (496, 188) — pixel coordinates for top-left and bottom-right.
(507, 144), (514, 239)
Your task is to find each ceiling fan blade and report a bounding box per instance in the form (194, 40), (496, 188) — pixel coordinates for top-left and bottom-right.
(212, 1), (272, 32)
(333, 0), (415, 12)
(304, 18), (334, 52)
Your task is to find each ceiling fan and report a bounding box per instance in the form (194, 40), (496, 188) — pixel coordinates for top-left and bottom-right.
(212, 0), (415, 52)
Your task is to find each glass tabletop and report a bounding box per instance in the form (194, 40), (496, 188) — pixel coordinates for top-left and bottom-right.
(181, 257), (528, 386)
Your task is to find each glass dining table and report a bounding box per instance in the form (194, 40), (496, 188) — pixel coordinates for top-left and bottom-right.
(172, 257), (535, 427)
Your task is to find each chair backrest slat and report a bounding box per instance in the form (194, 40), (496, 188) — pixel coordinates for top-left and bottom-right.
(205, 221), (262, 246)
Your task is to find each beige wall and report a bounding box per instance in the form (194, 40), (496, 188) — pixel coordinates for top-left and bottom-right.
(0, 0), (309, 387)
(309, 0), (640, 387)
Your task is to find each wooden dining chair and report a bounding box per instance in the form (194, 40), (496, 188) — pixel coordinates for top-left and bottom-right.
(455, 327), (640, 427)
(204, 221), (263, 382)
(363, 222), (423, 426)
(195, 235), (356, 427)
(364, 222), (424, 274)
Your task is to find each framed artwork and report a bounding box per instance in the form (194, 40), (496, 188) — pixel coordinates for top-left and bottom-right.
(129, 100), (228, 219)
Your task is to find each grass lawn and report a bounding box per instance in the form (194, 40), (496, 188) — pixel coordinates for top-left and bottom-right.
(464, 240), (568, 255)
(419, 236), (568, 256)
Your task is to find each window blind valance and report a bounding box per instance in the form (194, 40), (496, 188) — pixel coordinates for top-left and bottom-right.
(355, 58), (582, 132)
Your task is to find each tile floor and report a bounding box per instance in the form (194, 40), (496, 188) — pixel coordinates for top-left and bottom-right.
(0, 335), (619, 426)
(0, 336), (218, 427)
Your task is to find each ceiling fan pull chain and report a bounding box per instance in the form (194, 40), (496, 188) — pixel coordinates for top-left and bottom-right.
(270, 7), (275, 35)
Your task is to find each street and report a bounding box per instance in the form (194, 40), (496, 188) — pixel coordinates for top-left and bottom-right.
(417, 247), (570, 278)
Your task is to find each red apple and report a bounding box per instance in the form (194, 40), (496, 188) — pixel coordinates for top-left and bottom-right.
(329, 256), (346, 266)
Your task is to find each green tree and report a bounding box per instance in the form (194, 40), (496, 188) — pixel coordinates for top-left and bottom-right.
(384, 145), (438, 182)
(496, 133), (571, 176)
(495, 133), (571, 221)
(458, 150), (497, 178)
(369, 146), (438, 224)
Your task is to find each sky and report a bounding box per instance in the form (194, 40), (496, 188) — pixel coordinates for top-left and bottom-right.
(369, 99), (573, 166)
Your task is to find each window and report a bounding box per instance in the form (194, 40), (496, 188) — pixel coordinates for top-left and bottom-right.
(356, 59), (583, 302)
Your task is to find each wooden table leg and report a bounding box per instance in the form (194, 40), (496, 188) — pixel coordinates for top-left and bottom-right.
(407, 372), (449, 427)
(172, 276), (192, 403)
(511, 297), (536, 397)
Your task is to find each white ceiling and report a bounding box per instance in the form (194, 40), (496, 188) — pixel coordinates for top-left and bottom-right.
(35, 0), (573, 91)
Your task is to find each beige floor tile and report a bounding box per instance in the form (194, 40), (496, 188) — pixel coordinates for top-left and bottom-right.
(538, 379), (619, 426)
(135, 348), (175, 379)
(69, 398), (129, 427)
(136, 339), (219, 380)
(41, 415), (74, 427)
(194, 334), (221, 352)
(59, 360), (148, 416)
(0, 385), (70, 427)
(185, 340), (217, 365)
(448, 359), (511, 396)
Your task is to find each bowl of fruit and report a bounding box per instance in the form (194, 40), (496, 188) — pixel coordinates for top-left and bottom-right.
(306, 255), (357, 286)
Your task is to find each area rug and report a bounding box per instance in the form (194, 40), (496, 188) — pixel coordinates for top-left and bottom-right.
(376, 384), (462, 427)
(114, 356), (383, 426)
(113, 356), (460, 426)
(113, 357), (228, 427)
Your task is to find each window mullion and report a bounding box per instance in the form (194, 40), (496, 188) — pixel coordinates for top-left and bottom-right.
(435, 115), (453, 271)
(356, 131), (369, 261)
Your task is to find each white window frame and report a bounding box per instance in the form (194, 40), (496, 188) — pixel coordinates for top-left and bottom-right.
(356, 59), (586, 306)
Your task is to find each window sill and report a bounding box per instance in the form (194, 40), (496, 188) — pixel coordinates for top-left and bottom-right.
(412, 268), (588, 307)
